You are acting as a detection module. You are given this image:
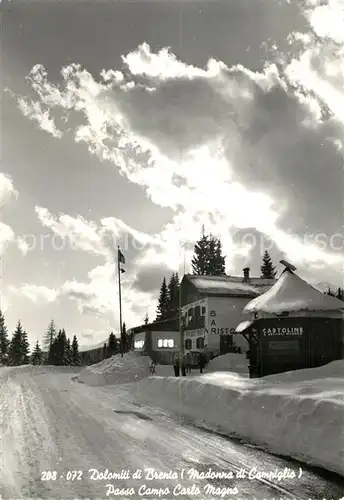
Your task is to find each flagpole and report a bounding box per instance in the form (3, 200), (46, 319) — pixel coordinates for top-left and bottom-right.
(117, 246), (123, 357)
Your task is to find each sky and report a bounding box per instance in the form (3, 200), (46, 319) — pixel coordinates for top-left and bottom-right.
(1, 0), (344, 348)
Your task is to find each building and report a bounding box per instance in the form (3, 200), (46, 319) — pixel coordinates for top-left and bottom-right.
(130, 317), (179, 364)
(234, 264), (344, 377)
(180, 268), (276, 360)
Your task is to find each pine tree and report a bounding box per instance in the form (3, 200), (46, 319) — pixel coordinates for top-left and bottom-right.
(21, 330), (30, 364)
(31, 341), (43, 365)
(43, 320), (57, 357)
(71, 335), (80, 366)
(103, 342), (107, 359)
(108, 332), (117, 357)
(64, 338), (72, 365)
(260, 250), (277, 279)
(48, 329), (66, 365)
(335, 287), (344, 300)
(0, 309), (9, 365)
(207, 237), (226, 275)
(327, 288), (336, 297)
(121, 322), (127, 352)
(166, 273), (180, 318)
(156, 277), (169, 321)
(144, 313), (149, 325)
(8, 321), (29, 366)
(191, 226), (210, 275)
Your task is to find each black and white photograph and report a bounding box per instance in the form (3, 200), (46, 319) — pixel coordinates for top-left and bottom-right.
(1, 0), (344, 498)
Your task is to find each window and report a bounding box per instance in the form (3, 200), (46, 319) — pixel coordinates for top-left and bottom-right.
(188, 308), (194, 319)
(134, 340), (144, 349)
(195, 305), (200, 319)
(157, 338), (174, 348)
(185, 339), (192, 350)
(201, 306), (206, 315)
(196, 337), (205, 349)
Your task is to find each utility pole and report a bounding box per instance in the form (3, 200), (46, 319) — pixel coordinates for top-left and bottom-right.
(179, 240), (189, 361)
(117, 246), (125, 357)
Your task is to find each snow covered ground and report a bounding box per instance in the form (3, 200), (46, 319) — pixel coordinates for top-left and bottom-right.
(79, 352), (344, 477)
(1, 365), (344, 499)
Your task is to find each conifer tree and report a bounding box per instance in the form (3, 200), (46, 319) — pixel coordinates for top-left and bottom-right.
(144, 313), (149, 325)
(156, 277), (169, 321)
(103, 342), (107, 359)
(48, 329), (66, 365)
(327, 288), (336, 297)
(260, 250), (277, 279)
(31, 341), (43, 365)
(8, 321), (29, 365)
(71, 335), (80, 366)
(191, 226), (210, 275)
(21, 329), (30, 364)
(0, 309), (9, 365)
(121, 322), (127, 352)
(166, 273), (180, 318)
(43, 320), (57, 360)
(336, 287), (344, 301)
(65, 338), (72, 365)
(207, 237), (226, 275)
(108, 332), (117, 357)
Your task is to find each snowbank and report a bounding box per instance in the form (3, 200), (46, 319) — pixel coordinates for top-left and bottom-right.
(78, 352), (151, 386)
(131, 361), (344, 476)
(207, 353), (249, 376)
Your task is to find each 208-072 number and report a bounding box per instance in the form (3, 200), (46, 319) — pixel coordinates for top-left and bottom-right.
(41, 470), (83, 481)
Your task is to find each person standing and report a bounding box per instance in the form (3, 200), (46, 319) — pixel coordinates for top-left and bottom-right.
(185, 351), (192, 374)
(180, 354), (186, 377)
(199, 350), (206, 374)
(173, 352), (180, 377)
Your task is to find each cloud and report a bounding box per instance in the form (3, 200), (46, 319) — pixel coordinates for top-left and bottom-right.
(13, 0), (344, 289)
(0, 173), (27, 256)
(17, 97), (63, 138)
(0, 173), (18, 204)
(10, 284), (59, 304)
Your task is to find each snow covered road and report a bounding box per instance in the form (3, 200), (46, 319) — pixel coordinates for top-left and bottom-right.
(1, 367), (344, 499)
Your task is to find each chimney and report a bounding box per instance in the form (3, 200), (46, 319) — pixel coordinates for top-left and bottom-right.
(243, 267), (250, 282)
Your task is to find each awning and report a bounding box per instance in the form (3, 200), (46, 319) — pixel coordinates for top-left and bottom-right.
(234, 320), (254, 333)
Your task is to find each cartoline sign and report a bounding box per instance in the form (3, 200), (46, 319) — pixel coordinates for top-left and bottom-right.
(209, 310), (236, 335)
(262, 327), (304, 336)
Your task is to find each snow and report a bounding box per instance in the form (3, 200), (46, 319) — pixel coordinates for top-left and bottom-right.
(206, 353), (249, 376)
(186, 275), (273, 296)
(78, 351), (152, 386)
(132, 361), (344, 476)
(76, 351), (344, 475)
(3, 367), (343, 499)
(244, 269), (344, 314)
(235, 320), (254, 333)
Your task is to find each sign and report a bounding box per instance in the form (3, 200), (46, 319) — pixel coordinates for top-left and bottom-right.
(184, 328), (206, 339)
(210, 327), (236, 335)
(209, 310), (235, 335)
(262, 327), (303, 336)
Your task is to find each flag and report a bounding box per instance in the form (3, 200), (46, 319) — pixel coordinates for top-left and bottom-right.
(118, 248), (125, 264)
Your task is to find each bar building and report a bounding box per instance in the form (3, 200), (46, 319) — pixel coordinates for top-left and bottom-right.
(131, 269), (276, 364)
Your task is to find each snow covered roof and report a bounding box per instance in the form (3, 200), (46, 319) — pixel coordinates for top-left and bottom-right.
(244, 269), (344, 314)
(235, 320), (254, 333)
(185, 275), (276, 297)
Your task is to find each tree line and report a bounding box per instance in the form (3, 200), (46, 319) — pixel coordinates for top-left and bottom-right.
(152, 228), (278, 323)
(0, 313), (135, 367)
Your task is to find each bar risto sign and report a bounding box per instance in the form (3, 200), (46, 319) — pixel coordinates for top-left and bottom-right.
(262, 327), (304, 336)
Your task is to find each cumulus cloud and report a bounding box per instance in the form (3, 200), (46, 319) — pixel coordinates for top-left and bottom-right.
(0, 173), (27, 256)
(12, 0), (344, 309)
(9, 284), (59, 303)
